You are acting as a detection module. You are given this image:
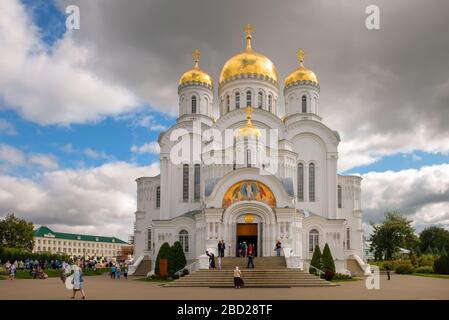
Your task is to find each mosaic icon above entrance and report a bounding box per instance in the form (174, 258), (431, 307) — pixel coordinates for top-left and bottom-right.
(222, 180), (276, 208)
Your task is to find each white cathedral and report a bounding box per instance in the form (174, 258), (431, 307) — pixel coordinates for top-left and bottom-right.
(131, 26), (368, 275)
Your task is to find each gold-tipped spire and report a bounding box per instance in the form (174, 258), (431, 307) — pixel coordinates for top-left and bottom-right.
(244, 24), (254, 50)
(193, 48), (201, 68)
(236, 106), (261, 137)
(297, 48), (304, 67)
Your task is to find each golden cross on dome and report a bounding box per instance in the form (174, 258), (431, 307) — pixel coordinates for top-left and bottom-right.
(246, 106), (253, 126)
(297, 48), (305, 67)
(244, 24), (254, 49)
(193, 48), (201, 68)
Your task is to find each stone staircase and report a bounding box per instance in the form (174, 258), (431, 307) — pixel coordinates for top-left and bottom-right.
(164, 257), (334, 288)
(133, 259), (152, 276)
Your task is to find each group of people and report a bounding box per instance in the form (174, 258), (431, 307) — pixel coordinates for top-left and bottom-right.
(109, 261), (128, 279)
(238, 241), (256, 258)
(217, 240), (226, 257)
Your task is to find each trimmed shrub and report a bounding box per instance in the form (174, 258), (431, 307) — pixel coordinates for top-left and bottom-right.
(418, 255), (436, 267)
(321, 243), (336, 281)
(168, 241), (186, 277)
(154, 242), (171, 276)
(414, 266), (434, 274)
(433, 255), (449, 275)
(332, 273), (353, 280)
(394, 261), (414, 274)
(309, 245), (321, 274)
(0, 247), (69, 263)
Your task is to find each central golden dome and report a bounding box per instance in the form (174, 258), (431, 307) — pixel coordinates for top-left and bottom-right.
(219, 25), (278, 85)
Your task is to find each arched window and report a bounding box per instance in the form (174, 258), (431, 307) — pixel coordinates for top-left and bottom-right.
(235, 92), (240, 109)
(346, 227), (351, 249)
(337, 185), (342, 208)
(297, 163), (304, 201)
(226, 95), (230, 112)
(257, 91), (263, 108)
(309, 163), (315, 202)
(179, 230), (189, 253)
(191, 96), (197, 114)
(156, 186), (160, 208)
(182, 164), (189, 202)
(302, 95), (307, 113)
(194, 164), (200, 201)
(268, 95), (273, 112)
(246, 90), (252, 107)
(246, 148), (251, 168)
(309, 229), (319, 252)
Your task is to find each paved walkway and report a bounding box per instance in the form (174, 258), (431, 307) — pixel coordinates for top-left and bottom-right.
(0, 274), (448, 300)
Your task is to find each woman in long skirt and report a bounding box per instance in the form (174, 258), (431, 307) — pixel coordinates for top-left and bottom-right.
(71, 263), (86, 299)
(233, 266), (243, 289)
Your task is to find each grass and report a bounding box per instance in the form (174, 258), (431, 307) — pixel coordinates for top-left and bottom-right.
(0, 267), (109, 279)
(411, 273), (449, 279)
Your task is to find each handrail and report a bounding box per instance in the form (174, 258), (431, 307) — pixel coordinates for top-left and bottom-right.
(174, 260), (199, 278)
(302, 260), (326, 279)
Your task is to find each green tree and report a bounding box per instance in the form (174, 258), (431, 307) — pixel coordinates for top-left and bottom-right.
(309, 245), (322, 274)
(370, 211), (419, 260)
(321, 243), (336, 273)
(154, 242), (171, 276)
(169, 241), (187, 277)
(0, 214), (34, 250)
(433, 254), (449, 275)
(419, 226), (449, 254)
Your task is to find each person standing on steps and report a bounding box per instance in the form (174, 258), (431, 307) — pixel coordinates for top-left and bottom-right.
(221, 240), (226, 257)
(275, 240), (282, 256)
(247, 252), (255, 269)
(217, 255), (222, 270)
(206, 251), (216, 270)
(234, 266), (243, 289)
(218, 241), (223, 258)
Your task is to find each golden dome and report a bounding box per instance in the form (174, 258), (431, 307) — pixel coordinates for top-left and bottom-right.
(219, 24), (279, 85)
(179, 48), (213, 87)
(237, 106), (262, 138)
(284, 49), (319, 87)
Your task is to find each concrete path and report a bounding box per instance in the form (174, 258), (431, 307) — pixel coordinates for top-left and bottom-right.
(0, 274), (448, 300)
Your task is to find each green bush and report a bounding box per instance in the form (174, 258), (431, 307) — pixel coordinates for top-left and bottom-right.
(168, 241), (186, 277)
(414, 266), (434, 274)
(433, 255), (449, 275)
(154, 242), (170, 276)
(309, 245), (321, 274)
(394, 262), (414, 274)
(418, 255), (436, 267)
(332, 273), (353, 280)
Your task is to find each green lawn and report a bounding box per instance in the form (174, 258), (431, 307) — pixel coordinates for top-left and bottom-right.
(412, 273), (449, 279)
(0, 267), (109, 279)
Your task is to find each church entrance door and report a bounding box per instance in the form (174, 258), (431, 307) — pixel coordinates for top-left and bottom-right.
(236, 223), (258, 257)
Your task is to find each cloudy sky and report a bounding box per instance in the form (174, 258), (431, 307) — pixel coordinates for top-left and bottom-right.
(0, 0), (448, 240)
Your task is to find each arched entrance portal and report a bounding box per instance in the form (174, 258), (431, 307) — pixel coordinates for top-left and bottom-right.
(222, 201), (277, 257)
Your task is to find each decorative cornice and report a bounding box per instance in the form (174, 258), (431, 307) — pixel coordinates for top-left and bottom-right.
(283, 80), (320, 91)
(218, 73), (279, 89)
(178, 81), (213, 93)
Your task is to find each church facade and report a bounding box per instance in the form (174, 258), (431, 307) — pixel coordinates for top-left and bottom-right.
(132, 26), (365, 274)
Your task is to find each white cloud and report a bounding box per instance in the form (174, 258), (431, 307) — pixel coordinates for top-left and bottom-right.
(0, 0), (140, 126)
(0, 161), (160, 240)
(131, 142), (160, 154)
(29, 154), (59, 170)
(83, 148), (110, 160)
(0, 119), (17, 135)
(362, 164), (449, 232)
(0, 143), (25, 166)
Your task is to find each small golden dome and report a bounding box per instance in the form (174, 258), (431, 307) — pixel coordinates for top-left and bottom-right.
(284, 49), (319, 87)
(219, 24), (279, 85)
(179, 48), (213, 87)
(237, 106), (262, 138)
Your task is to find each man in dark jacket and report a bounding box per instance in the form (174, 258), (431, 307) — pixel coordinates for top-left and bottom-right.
(247, 253), (255, 269)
